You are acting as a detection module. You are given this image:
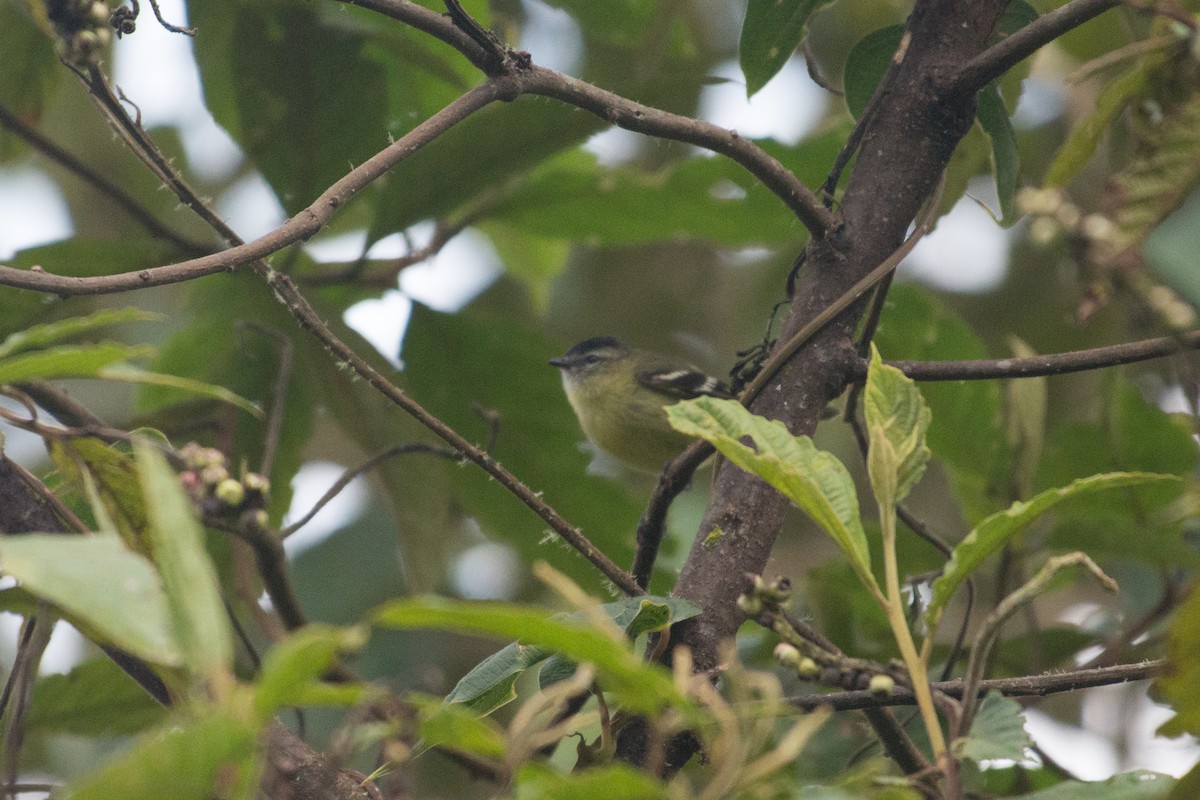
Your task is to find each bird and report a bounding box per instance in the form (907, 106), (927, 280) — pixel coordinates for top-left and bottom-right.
(549, 336), (732, 472)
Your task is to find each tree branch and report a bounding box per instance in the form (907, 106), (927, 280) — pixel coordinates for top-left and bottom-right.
(789, 659), (1164, 711)
(952, 0), (1122, 93)
(0, 81), (504, 295)
(887, 329), (1200, 381)
(0, 103), (211, 256)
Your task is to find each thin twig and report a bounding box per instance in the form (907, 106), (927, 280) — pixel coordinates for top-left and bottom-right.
(788, 658), (1164, 711)
(0, 103), (209, 255)
(280, 443), (462, 538)
(957, 553), (1117, 734)
(0, 82), (505, 295)
(886, 329), (1200, 381)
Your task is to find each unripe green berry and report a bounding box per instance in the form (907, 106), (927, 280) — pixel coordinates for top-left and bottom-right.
(797, 657), (820, 680)
(773, 643), (801, 668)
(868, 674), (895, 697)
(736, 593), (762, 616)
(215, 478), (245, 507)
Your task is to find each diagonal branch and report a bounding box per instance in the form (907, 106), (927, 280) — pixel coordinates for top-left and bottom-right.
(0, 103), (210, 256)
(0, 80), (504, 296)
(952, 0), (1122, 93)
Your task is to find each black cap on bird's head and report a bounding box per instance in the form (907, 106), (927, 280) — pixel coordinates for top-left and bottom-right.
(548, 337), (630, 375)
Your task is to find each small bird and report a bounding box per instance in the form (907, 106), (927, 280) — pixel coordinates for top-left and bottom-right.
(549, 336), (733, 472)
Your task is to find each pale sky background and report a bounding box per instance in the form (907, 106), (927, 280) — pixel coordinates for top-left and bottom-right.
(0, 0), (1194, 781)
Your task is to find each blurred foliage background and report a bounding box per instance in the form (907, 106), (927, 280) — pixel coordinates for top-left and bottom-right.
(1, 0), (1199, 793)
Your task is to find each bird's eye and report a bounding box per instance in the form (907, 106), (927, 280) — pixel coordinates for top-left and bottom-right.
(583, 354), (601, 366)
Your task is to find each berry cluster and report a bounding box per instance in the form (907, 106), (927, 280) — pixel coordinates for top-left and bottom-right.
(178, 443), (271, 530)
(46, 0), (114, 65)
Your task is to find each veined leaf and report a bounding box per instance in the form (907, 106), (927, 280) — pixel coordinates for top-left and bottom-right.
(927, 472), (1177, 626)
(864, 346), (931, 506)
(667, 397), (878, 596)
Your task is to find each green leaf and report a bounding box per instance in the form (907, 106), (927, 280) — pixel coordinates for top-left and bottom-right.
(62, 713), (259, 800)
(955, 692), (1033, 763)
(1005, 337), (1046, 497)
(0, 534), (180, 666)
(1013, 772), (1175, 800)
(134, 438), (233, 684)
(446, 641), (553, 713)
(98, 363), (263, 417)
(864, 345), (931, 505)
(843, 26), (904, 119)
(1156, 582), (1200, 737)
(0, 308), (160, 360)
(875, 284), (1009, 521)
(997, 0), (1039, 34)
(26, 658), (167, 737)
(1044, 65), (1149, 188)
(0, 343), (154, 384)
(927, 472), (1177, 627)
(667, 397), (878, 595)
(977, 82), (1020, 226)
(739, 0), (827, 98)
(410, 694), (507, 759)
(515, 762), (668, 800)
(253, 624), (369, 717)
(484, 148), (814, 248)
(373, 597), (692, 715)
(447, 596), (700, 713)
(0, 4), (59, 161)
(193, 6), (388, 216)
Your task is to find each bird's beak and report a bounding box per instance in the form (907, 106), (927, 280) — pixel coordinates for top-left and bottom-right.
(548, 356), (570, 369)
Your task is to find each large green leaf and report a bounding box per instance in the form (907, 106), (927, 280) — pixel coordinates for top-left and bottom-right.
(26, 658), (167, 737)
(667, 397), (878, 595)
(134, 438), (233, 684)
(189, 3), (387, 216)
(955, 692), (1033, 764)
(63, 713), (259, 800)
(927, 472), (1176, 626)
(0, 343), (152, 384)
(739, 0), (830, 98)
(374, 597), (692, 715)
(0, 534), (180, 666)
(253, 624), (369, 717)
(0, 307), (158, 359)
(1013, 772), (1175, 800)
